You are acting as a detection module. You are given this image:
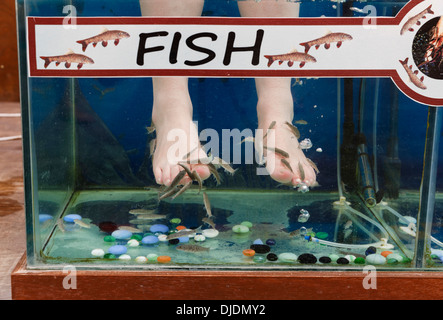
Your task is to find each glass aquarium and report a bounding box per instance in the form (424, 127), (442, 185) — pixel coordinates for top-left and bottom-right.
(16, 0), (443, 270)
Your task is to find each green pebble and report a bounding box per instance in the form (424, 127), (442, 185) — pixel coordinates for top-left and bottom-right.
(131, 234), (143, 241)
(328, 254), (339, 263)
(354, 257), (366, 264)
(316, 232), (328, 239)
(170, 218), (181, 224)
(233, 224), (250, 233)
(431, 254), (439, 259)
(104, 253), (116, 259)
(387, 258), (398, 265)
(104, 235), (116, 242)
(240, 221), (253, 228)
(253, 255), (266, 263)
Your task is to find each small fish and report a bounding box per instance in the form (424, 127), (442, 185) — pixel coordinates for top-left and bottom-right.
(299, 138), (313, 150)
(263, 121), (276, 139)
(40, 50), (94, 69)
(211, 156), (237, 175)
(343, 228), (353, 239)
(349, 7), (366, 14)
(74, 219), (91, 229)
(171, 181), (193, 200)
(399, 58), (427, 90)
(178, 163), (196, 180)
(344, 220), (353, 229)
(203, 192), (212, 218)
(299, 32), (353, 53)
(240, 136), (255, 144)
(161, 170), (187, 194)
(202, 217), (216, 229)
(149, 138), (156, 157)
(295, 120), (308, 125)
(182, 145), (199, 161)
(400, 5), (434, 36)
(176, 244), (210, 253)
(129, 209), (158, 215)
(264, 49), (317, 68)
(56, 218), (65, 233)
(159, 186), (181, 200)
(263, 146), (290, 158)
(193, 170), (203, 194)
(207, 163), (222, 185)
(306, 158), (320, 174)
(77, 28), (130, 52)
(285, 121), (301, 139)
(118, 226), (142, 233)
(166, 227), (201, 240)
(298, 162), (305, 181)
(281, 158), (293, 173)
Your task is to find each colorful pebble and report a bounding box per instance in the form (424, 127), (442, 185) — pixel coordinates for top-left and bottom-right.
(365, 246), (377, 256)
(366, 254), (386, 265)
(253, 255), (266, 263)
(265, 239), (276, 246)
(319, 256), (332, 264)
(336, 257), (349, 265)
(194, 234), (206, 242)
(64, 214), (82, 223)
(104, 235), (116, 242)
(178, 236), (190, 243)
(250, 244), (270, 254)
(91, 248), (105, 258)
(243, 249), (256, 257)
(108, 245), (127, 255)
(147, 253), (158, 262)
(316, 232), (328, 239)
(232, 224), (250, 233)
(157, 234), (168, 242)
(119, 254), (131, 261)
(150, 224), (169, 233)
(266, 253), (278, 261)
(135, 256), (148, 263)
(386, 253), (403, 263)
(141, 235), (159, 245)
(328, 254), (339, 262)
(278, 252), (298, 262)
(253, 239), (264, 245)
(202, 229), (219, 238)
(344, 255), (356, 263)
(298, 253), (317, 264)
(104, 253), (116, 259)
(240, 221), (253, 228)
(176, 225), (187, 231)
(127, 239), (140, 247)
(354, 257), (366, 264)
(170, 218), (181, 224)
(111, 229), (132, 240)
(157, 255), (171, 263)
(381, 251), (393, 258)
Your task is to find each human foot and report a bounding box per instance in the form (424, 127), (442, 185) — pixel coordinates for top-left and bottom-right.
(150, 94), (210, 188)
(257, 118), (318, 188)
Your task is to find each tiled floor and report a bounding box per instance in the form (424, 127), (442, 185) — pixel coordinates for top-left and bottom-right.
(0, 102), (26, 300)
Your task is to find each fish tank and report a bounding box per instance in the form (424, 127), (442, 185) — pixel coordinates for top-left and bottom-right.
(16, 0), (443, 272)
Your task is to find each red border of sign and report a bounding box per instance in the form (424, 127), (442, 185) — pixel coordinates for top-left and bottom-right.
(26, 0), (443, 106)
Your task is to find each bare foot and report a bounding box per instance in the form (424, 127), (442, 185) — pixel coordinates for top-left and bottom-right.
(151, 85), (210, 187)
(257, 115), (317, 188)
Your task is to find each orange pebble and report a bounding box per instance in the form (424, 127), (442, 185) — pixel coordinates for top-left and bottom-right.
(157, 255), (171, 263)
(176, 225), (187, 231)
(242, 249), (255, 257)
(381, 251), (393, 257)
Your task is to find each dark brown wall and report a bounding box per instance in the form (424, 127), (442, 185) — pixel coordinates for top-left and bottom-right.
(0, 0), (20, 102)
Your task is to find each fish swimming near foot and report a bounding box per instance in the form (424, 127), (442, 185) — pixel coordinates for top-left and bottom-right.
(299, 32), (353, 53)
(264, 49), (317, 68)
(77, 28), (130, 52)
(306, 158), (320, 174)
(400, 5), (434, 35)
(202, 217), (216, 229)
(399, 58), (427, 90)
(281, 158), (293, 173)
(40, 50), (94, 69)
(171, 181), (193, 200)
(285, 121), (301, 139)
(263, 146), (290, 158)
(176, 244), (210, 253)
(203, 192), (212, 218)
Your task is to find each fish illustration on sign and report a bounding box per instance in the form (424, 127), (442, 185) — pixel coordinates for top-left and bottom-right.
(299, 32), (353, 53)
(40, 49), (94, 69)
(400, 5), (434, 36)
(399, 57), (427, 90)
(264, 49), (317, 68)
(77, 28), (130, 52)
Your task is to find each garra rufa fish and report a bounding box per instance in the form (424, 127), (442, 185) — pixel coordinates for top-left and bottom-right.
(77, 28), (130, 52)
(300, 32), (353, 53)
(264, 49), (317, 68)
(399, 58), (427, 90)
(40, 49), (94, 69)
(400, 5), (434, 35)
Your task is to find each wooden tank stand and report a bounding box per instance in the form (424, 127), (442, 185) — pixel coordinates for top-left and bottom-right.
(10, 253), (443, 300)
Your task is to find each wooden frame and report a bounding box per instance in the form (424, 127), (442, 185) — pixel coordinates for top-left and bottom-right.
(11, 253), (443, 300)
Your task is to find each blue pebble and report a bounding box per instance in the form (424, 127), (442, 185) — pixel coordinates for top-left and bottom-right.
(150, 224), (169, 234)
(178, 236), (189, 243)
(141, 235), (159, 244)
(266, 239), (276, 246)
(64, 214), (82, 223)
(111, 229), (133, 240)
(253, 239), (264, 245)
(39, 214), (53, 223)
(365, 246), (377, 256)
(108, 245), (127, 255)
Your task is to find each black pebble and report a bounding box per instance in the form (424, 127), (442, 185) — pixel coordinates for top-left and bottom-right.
(336, 257), (349, 265)
(168, 239), (180, 245)
(319, 256), (332, 264)
(365, 246), (377, 256)
(298, 253), (317, 264)
(250, 244), (271, 254)
(266, 253), (278, 261)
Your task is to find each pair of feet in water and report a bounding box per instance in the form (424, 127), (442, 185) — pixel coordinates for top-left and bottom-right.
(150, 79), (318, 190)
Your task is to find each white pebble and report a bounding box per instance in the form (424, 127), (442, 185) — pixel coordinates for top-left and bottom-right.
(127, 239), (139, 247)
(91, 248), (105, 258)
(278, 252), (298, 262)
(194, 234), (206, 242)
(118, 254), (131, 261)
(386, 253), (403, 263)
(157, 234), (168, 242)
(135, 256), (148, 263)
(316, 148), (323, 152)
(203, 229), (219, 238)
(366, 254), (386, 265)
(344, 255), (356, 263)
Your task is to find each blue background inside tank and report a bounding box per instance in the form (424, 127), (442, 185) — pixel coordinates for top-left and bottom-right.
(24, 0), (441, 191)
